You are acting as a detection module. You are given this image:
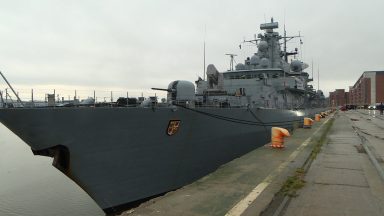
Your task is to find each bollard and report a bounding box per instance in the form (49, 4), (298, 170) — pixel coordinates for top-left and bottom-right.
(303, 117), (314, 129)
(271, 127), (290, 148)
(315, 114), (321, 122)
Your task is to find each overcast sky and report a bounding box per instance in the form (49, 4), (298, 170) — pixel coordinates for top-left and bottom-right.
(0, 0), (383, 100)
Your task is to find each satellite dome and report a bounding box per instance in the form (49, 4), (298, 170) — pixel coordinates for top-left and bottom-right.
(235, 63), (246, 70)
(290, 60), (302, 72)
(260, 58), (270, 68)
(258, 41), (268, 52)
(250, 55), (260, 65)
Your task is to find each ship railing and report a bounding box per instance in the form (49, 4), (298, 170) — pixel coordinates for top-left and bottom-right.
(169, 99), (310, 110)
(0, 87), (168, 109)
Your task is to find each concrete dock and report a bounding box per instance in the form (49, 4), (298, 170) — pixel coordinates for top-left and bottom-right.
(119, 110), (384, 216)
(282, 111), (384, 216)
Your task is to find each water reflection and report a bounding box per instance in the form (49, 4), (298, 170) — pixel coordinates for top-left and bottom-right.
(0, 123), (103, 216)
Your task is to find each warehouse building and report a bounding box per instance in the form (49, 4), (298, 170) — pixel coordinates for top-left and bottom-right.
(329, 71), (384, 107)
(329, 89), (348, 107)
(349, 71), (384, 106)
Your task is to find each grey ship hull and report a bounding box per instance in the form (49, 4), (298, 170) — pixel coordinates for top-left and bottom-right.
(0, 106), (323, 213)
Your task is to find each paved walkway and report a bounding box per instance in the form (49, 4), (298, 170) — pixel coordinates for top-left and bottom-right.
(349, 110), (384, 165)
(120, 116), (331, 216)
(283, 112), (384, 216)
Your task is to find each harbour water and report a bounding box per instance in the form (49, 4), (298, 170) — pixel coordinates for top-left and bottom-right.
(0, 123), (104, 216)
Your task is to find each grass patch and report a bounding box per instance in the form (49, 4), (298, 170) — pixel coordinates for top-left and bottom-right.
(309, 117), (335, 160)
(281, 168), (306, 197)
(281, 117), (335, 197)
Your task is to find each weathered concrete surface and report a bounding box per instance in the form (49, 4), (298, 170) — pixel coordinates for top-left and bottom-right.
(283, 112), (384, 216)
(119, 116), (332, 216)
(347, 110), (384, 164)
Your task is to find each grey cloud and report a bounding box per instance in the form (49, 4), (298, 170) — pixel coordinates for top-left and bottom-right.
(0, 0), (383, 97)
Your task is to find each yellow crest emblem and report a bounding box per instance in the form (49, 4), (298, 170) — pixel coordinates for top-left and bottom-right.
(167, 120), (181, 136)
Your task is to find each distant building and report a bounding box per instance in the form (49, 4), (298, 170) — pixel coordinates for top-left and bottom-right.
(345, 91), (350, 105)
(349, 71), (384, 106)
(329, 70), (384, 107)
(329, 89), (347, 106)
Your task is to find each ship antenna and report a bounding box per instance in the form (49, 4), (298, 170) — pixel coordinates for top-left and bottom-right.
(299, 31), (303, 60)
(203, 25), (207, 81)
(317, 64), (320, 91)
(311, 60), (314, 81)
(284, 24), (288, 62)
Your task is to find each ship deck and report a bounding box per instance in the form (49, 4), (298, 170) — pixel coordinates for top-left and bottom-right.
(118, 110), (384, 216)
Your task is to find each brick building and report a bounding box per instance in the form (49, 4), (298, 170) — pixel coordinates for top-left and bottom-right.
(329, 89), (348, 106)
(329, 70), (384, 107)
(349, 71), (384, 106)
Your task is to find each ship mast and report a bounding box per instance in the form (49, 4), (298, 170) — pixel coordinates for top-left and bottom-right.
(311, 60), (314, 80)
(282, 31), (301, 63)
(284, 24), (288, 62)
(203, 41), (206, 80)
(203, 25), (207, 81)
(317, 65), (320, 90)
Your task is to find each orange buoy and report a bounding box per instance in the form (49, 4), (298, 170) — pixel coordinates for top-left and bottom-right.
(271, 127), (290, 148)
(315, 114), (321, 122)
(303, 117), (314, 129)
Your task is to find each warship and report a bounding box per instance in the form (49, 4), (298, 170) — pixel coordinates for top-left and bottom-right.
(0, 19), (325, 214)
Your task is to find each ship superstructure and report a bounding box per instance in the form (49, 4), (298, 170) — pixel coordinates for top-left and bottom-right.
(191, 19), (324, 110)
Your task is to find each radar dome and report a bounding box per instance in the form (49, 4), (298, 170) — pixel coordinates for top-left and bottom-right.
(250, 55), (260, 65)
(290, 60), (302, 72)
(258, 41), (268, 52)
(260, 58), (270, 68)
(235, 63), (246, 70)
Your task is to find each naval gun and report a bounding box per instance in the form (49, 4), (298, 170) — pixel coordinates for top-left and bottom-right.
(152, 80), (195, 103)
